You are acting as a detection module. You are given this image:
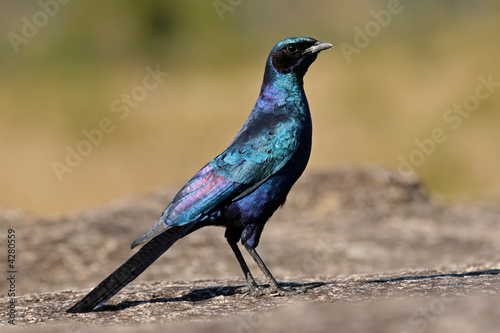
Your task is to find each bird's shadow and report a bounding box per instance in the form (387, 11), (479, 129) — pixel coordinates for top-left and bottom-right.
(365, 268), (500, 283)
(94, 269), (500, 312)
(95, 281), (327, 312)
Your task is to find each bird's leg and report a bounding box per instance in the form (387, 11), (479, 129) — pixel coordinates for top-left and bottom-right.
(227, 241), (263, 295)
(245, 246), (303, 296)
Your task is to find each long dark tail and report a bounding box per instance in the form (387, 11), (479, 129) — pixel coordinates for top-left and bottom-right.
(67, 224), (192, 313)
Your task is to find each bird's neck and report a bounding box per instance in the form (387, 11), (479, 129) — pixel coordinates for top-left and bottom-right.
(258, 72), (305, 108)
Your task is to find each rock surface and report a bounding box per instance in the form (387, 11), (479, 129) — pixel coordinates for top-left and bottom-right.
(1, 168), (499, 331)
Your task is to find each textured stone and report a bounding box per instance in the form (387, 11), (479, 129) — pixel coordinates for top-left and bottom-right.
(1, 168), (499, 331)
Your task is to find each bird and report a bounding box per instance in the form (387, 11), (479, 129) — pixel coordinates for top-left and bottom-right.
(67, 36), (333, 313)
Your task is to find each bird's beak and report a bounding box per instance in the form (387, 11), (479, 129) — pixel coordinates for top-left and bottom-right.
(303, 41), (334, 55)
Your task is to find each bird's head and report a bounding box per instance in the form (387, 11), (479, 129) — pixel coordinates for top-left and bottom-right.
(264, 37), (333, 84)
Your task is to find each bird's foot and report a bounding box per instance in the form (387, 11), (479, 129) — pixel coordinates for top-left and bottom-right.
(266, 285), (305, 296)
(238, 284), (306, 297)
(238, 284), (266, 297)
(243, 289), (266, 297)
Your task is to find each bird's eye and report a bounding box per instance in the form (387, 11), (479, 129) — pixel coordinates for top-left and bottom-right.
(286, 44), (298, 54)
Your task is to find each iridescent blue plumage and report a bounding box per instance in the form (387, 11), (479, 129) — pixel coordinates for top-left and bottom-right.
(67, 37), (333, 313)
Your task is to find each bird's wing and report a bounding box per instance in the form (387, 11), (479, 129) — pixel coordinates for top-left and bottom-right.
(131, 163), (246, 248)
(170, 114), (299, 222)
(163, 163), (246, 225)
(213, 116), (300, 199)
(132, 116), (299, 247)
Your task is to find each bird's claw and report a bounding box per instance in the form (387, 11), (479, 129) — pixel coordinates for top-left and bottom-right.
(243, 289), (266, 297)
(239, 284), (306, 297)
(268, 285), (305, 296)
(238, 285), (265, 297)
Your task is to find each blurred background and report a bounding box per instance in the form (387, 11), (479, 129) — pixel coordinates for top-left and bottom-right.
(1, 0), (499, 214)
